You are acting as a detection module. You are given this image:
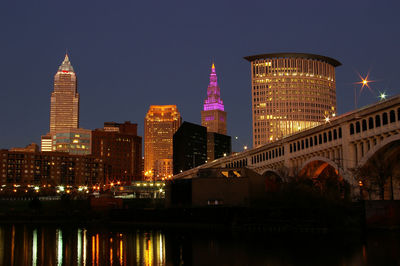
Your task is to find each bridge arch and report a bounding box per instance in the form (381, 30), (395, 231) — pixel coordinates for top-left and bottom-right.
(359, 134), (400, 168)
(299, 156), (355, 185)
(260, 168), (281, 177)
(260, 169), (283, 192)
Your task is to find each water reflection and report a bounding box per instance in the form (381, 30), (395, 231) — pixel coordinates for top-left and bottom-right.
(32, 229), (37, 266)
(0, 224), (399, 265)
(5, 225), (168, 265)
(56, 229), (62, 266)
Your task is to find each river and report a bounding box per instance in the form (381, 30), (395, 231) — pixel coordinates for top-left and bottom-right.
(0, 224), (399, 265)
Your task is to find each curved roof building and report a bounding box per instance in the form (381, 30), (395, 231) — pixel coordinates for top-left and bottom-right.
(244, 53), (341, 147)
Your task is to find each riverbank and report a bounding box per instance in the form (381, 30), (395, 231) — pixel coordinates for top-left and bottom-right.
(0, 198), (399, 234)
(0, 199), (354, 233)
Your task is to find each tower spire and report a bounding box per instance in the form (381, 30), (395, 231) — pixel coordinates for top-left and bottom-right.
(204, 62), (222, 109)
(201, 62), (227, 135)
(58, 53), (74, 72)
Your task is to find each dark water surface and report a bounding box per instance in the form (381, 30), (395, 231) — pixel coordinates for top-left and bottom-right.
(0, 224), (399, 265)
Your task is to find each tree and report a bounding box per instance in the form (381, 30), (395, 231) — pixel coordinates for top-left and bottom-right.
(354, 149), (398, 200)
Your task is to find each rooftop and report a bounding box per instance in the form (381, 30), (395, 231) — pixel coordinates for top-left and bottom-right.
(244, 52), (341, 67)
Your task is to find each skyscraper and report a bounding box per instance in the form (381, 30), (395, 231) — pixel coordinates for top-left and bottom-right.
(144, 105), (181, 180)
(50, 54), (79, 133)
(173, 122), (207, 174)
(201, 63), (227, 135)
(41, 54), (84, 153)
(244, 53), (341, 147)
(172, 121), (231, 174)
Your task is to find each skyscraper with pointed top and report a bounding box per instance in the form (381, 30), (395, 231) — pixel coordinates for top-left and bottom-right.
(201, 63), (227, 135)
(49, 54), (79, 132)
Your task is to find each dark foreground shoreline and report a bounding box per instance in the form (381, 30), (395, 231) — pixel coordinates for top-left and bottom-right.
(0, 198), (399, 235)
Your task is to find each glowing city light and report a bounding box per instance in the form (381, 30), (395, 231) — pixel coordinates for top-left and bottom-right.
(356, 72), (374, 93)
(379, 92), (387, 100)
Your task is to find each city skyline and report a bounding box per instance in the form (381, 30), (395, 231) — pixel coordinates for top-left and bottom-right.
(0, 1), (399, 150)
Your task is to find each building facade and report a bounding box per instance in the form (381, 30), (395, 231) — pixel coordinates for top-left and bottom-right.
(244, 53), (341, 147)
(173, 122), (207, 175)
(0, 150), (104, 186)
(201, 63), (227, 135)
(167, 168), (265, 208)
(51, 128), (92, 155)
(92, 121), (142, 183)
(144, 105), (182, 180)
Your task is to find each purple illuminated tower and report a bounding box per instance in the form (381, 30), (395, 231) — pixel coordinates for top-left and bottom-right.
(201, 63), (227, 135)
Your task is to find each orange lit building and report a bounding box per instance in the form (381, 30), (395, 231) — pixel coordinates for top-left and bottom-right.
(91, 121), (142, 183)
(144, 105), (181, 180)
(244, 53), (341, 147)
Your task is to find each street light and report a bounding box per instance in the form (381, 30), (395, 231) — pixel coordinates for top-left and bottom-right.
(358, 180), (364, 201)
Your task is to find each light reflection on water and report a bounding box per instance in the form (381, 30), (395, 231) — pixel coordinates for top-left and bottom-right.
(0, 225), (168, 265)
(32, 229), (37, 266)
(0, 224), (399, 265)
(56, 229), (62, 266)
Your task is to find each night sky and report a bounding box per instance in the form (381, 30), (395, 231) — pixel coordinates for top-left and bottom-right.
(0, 0), (399, 151)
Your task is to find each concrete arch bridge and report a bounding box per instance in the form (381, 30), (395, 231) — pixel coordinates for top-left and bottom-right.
(174, 95), (400, 200)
